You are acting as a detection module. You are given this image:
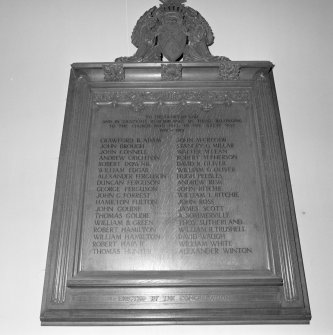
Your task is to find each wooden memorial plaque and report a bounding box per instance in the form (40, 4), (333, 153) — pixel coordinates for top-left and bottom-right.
(41, 0), (311, 325)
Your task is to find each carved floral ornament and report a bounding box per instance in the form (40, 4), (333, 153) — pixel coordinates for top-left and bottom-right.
(102, 64), (125, 82)
(219, 62), (240, 81)
(161, 64), (183, 81)
(93, 89), (250, 112)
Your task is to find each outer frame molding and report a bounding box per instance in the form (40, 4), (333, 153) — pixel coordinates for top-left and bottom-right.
(41, 62), (311, 325)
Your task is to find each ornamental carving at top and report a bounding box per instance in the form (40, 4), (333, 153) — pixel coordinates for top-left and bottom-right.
(116, 0), (229, 63)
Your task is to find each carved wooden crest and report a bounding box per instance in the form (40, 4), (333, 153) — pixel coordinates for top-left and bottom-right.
(116, 0), (229, 63)
(158, 17), (187, 61)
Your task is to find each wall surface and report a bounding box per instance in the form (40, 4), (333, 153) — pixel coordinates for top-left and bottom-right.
(0, 0), (332, 334)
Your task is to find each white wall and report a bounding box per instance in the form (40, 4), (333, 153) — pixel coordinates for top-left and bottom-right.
(0, 0), (332, 334)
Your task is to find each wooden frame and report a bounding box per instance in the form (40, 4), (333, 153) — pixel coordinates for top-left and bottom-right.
(41, 62), (311, 325)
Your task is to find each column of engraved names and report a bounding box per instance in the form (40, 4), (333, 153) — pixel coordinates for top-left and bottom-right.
(176, 135), (252, 256)
(93, 137), (165, 256)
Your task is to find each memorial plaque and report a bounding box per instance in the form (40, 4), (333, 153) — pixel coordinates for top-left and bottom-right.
(41, 0), (311, 325)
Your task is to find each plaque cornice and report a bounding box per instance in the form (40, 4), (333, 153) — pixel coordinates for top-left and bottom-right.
(71, 61), (274, 82)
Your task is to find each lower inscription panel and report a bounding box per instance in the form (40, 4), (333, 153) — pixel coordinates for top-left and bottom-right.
(81, 92), (269, 272)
